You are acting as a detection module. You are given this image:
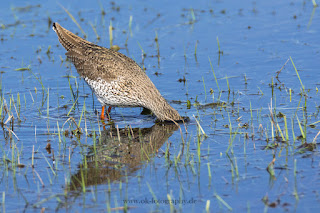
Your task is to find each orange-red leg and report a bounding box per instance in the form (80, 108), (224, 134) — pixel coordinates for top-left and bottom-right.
(100, 106), (105, 120)
(100, 106), (112, 120)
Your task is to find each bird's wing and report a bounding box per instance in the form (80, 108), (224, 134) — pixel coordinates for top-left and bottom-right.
(65, 47), (117, 82)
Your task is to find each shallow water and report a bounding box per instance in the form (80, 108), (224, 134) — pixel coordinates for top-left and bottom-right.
(0, 0), (320, 212)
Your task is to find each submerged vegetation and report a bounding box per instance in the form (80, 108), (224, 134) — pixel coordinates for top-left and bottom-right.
(0, 0), (319, 212)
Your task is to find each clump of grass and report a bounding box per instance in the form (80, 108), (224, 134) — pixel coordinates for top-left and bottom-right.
(215, 193), (232, 211)
(67, 96), (79, 116)
(293, 159), (299, 200)
(2, 191), (5, 212)
(187, 100), (191, 109)
(312, 0), (318, 7)
(46, 45), (52, 55)
(276, 123), (285, 141)
(257, 86), (264, 95)
(155, 31), (160, 64)
(97, 0), (106, 15)
(80, 164), (86, 193)
(147, 182), (159, 207)
(206, 200), (210, 213)
(226, 112), (239, 153)
(250, 101), (253, 125)
(202, 76), (207, 100)
(109, 20), (113, 47)
(167, 194), (175, 213)
(312, 130), (320, 143)
(15, 65), (31, 71)
(266, 157), (276, 179)
(193, 115), (207, 138)
(32, 194), (61, 208)
(60, 4), (87, 38)
(296, 116), (306, 141)
(190, 8), (196, 24)
(31, 145), (34, 168)
(137, 41), (146, 57)
(46, 88), (49, 118)
(291, 118), (296, 143)
(207, 162), (212, 181)
(216, 36), (223, 54)
(42, 153), (56, 176)
(129, 15), (133, 37)
(33, 169), (45, 187)
(225, 76), (230, 94)
(208, 56), (219, 92)
(67, 75), (79, 103)
(165, 141), (170, 162)
(194, 40), (198, 57)
(284, 115), (289, 141)
(289, 88), (292, 102)
(290, 56), (304, 92)
(184, 138), (191, 166)
(89, 22), (100, 41)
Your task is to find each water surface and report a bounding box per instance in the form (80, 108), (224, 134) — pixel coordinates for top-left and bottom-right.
(0, 0), (320, 212)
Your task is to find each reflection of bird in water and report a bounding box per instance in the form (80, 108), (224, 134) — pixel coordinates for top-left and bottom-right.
(52, 22), (182, 121)
(69, 123), (179, 189)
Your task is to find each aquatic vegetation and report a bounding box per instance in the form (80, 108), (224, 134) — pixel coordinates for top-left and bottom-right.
(0, 0), (319, 212)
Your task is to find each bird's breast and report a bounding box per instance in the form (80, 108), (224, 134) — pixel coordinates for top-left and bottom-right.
(84, 77), (141, 107)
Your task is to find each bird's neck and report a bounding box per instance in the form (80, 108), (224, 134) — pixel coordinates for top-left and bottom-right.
(145, 96), (182, 121)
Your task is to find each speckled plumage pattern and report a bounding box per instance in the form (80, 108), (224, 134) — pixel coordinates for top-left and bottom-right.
(52, 22), (182, 121)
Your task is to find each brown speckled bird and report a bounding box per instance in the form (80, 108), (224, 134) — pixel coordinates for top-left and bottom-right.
(52, 22), (182, 121)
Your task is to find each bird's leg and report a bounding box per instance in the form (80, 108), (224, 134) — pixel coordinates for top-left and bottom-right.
(100, 106), (106, 120)
(101, 106), (112, 121)
(106, 106), (112, 121)
(107, 106), (112, 114)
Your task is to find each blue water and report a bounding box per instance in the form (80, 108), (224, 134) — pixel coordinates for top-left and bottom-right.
(0, 0), (319, 212)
